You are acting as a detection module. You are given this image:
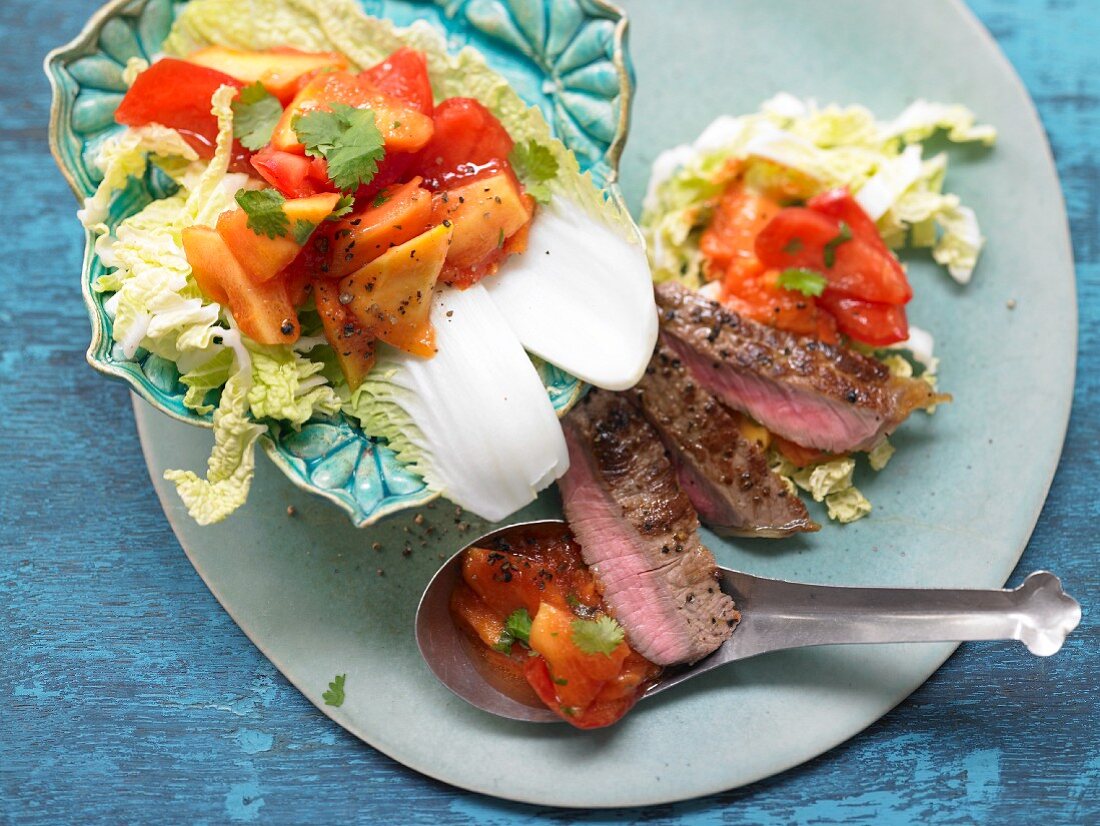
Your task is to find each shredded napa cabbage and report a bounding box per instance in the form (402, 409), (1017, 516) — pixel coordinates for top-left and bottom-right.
(84, 85), (344, 524)
(642, 94), (995, 286)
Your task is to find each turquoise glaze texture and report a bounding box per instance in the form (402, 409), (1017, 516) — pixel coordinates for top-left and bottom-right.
(46, 0), (633, 526)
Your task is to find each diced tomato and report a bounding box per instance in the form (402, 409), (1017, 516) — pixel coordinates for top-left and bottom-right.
(700, 183), (782, 278)
(721, 269), (838, 343)
(755, 208), (912, 304)
(251, 146), (324, 198)
(354, 150), (416, 203)
(359, 47), (434, 115)
(818, 291), (910, 346)
(807, 187), (893, 256)
(413, 97), (515, 190)
(115, 58), (252, 171)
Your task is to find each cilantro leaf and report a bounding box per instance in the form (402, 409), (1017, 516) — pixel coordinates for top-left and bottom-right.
(322, 673), (346, 707)
(492, 608), (532, 652)
(782, 237), (804, 255)
(232, 82), (283, 151)
(822, 221), (853, 268)
(294, 103), (386, 192)
(504, 608), (532, 645)
(235, 189), (289, 239)
(776, 268), (827, 296)
(509, 139), (558, 204)
(327, 194), (355, 220)
(292, 219), (317, 245)
(371, 191), (391, 208)
(571, 615), (625, 656)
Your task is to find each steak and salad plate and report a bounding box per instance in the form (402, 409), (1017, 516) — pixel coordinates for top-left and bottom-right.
(48, 0), (1077, 807)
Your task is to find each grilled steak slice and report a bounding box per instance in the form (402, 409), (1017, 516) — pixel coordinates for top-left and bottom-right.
(559, 389), (739, 666)
(631, 343), (818, 538)
(655, 282), (948, 453)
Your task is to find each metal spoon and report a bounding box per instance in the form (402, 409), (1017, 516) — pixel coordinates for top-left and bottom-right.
(415, 520), (1081, 723)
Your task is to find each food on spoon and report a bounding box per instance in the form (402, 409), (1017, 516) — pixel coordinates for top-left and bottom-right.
(79, 0), (656, 525)
(656, 282), (949, 454)
(449, 522), (663, 729)
(558, 390), (739, 666)
(630, 342), (818, 537)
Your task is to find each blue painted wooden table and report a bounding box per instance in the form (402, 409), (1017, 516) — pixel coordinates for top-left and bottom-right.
(2, 0), (1096, 822)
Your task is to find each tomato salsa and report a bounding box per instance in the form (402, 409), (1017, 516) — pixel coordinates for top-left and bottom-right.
(115, 45), (537, 390)
(449, 523), (661, 729)
(699, 178), (911, 347)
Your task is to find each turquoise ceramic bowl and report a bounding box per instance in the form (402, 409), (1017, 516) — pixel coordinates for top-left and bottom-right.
(46, 0), (633, 526)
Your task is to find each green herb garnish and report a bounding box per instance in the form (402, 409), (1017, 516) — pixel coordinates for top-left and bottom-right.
(292, 219), (317, 245)
(235, 188), (288, 239)
(232, 82), (283, 151)
(327, 194), (356, 221)
(776, 268), (827, 297)
(822, 221), (853, 268)
(782, 237), (804, 255)
(294, 104), (386, 191)
(509, 139), (558, 204)
(571, 615), (625, 656)
(493, 607), (533, 652)
(322, 673), (346, 707)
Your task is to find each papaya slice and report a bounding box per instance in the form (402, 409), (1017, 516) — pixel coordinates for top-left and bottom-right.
(182, 226), (299, 346)
(337, 223), (452, 357)
(216, 192), (341, 284)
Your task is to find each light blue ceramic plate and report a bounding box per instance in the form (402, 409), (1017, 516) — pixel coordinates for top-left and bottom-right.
(46, 0), (631, 525)
(74, 0), (1080, 809)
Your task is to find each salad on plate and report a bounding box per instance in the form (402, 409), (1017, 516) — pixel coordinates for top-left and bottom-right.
(641, 94), (995, 523)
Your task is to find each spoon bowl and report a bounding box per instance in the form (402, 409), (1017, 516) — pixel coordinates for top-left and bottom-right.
(416, 520), (1082, 724)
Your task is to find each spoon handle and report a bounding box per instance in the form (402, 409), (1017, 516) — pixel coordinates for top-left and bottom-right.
(717, 570), (1081, 661)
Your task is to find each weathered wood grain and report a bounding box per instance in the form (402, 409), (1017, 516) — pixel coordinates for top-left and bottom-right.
(2, 0), (1097, 823)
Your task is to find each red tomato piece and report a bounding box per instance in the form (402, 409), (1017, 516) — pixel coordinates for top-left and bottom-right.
(722, 270), (839, 344)
(412, 97), (515, 190)
(818, 291), (910, 346)
(250, 146), (323, 198)
(808, 187), (910, 282)
(115, 58), (251, 171)
(359, 47), (434, 115)
(699, 183), (783, 277)
(755, 208), (912, 304)
(354, 150), (416, 203)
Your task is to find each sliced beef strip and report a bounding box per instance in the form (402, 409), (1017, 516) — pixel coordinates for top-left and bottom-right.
(559, 389), (739, 666)
(655, 281), (948, 454)
(631, 342), (819, 538)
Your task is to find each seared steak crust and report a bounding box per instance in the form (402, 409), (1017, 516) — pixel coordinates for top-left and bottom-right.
(655, 282), (948, 453)
(632, 343), (818, 537)
(559, 389), (739, 666)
